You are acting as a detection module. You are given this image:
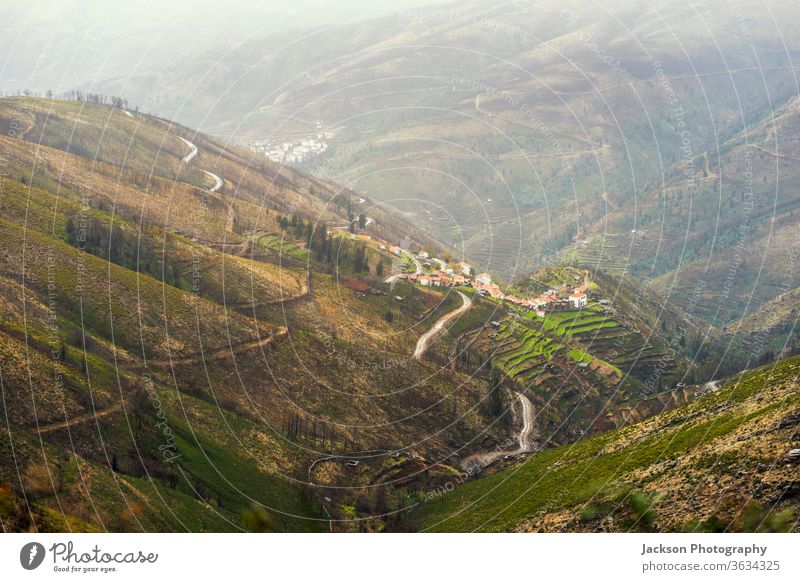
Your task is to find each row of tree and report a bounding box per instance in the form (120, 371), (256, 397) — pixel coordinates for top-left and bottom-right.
(276, 213), (383, 275)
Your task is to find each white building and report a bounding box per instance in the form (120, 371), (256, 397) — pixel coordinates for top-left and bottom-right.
(569, 292), (587, 308)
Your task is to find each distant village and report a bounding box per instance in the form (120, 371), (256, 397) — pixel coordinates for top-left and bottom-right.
(386, 246), (600, 317)
(249, 122), (334, 165)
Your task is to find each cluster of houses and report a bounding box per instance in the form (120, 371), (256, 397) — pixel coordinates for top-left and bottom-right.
(409, 272), (470, 287)
(471, 275), (589, 317)
(250, 125), (334, 165)
(388, 246), (593, 317)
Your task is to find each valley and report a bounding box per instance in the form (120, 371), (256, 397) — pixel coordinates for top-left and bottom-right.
(1, 0), (800, 537)
(0, 97), (738, 533)
(90, 0), (800, 340)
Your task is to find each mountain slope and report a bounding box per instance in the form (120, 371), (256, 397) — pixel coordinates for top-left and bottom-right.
(0, 97), (494, 532)
(407, 353), (800, 532)
(1, 95), (788, 533)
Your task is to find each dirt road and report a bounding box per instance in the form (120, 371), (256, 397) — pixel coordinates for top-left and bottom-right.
(413, 291), (472, 360)
(178, 136), (198, 163)
(461, 393), (535, 471)
(204, 170), (223, 192)
(37, 402), (123, 434)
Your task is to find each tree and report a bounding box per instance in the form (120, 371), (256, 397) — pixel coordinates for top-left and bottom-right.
(358, 212), (366, 230)
(352, 245), (368, 273)
(58, 338), (67, 362)
(376, 260), (385, 277)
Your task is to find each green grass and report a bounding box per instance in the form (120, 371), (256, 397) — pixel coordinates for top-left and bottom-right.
(170, 425), (320, 532)
(568, 348), (593, 364)
(257, 234), (310, 260)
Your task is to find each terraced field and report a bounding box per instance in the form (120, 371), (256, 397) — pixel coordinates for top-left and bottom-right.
(490, 306), (625, 385)
(492, 323), (560, 382)
(485, 286), (689, 406)
(564, 235), (630, 275)
(257, 233), (311, 261)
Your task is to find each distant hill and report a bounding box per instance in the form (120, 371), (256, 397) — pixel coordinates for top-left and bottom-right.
(86, 0), (800, 322)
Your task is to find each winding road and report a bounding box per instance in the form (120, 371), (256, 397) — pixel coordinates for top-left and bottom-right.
(204, 170), (223, 193)
(515, 393), (534, 453)
(177, 135), (226, 194)
(178, 136), (198, 163)
(384, 250), (423, 284)
(412, 291), (472, 360)
(462, 393), (535, 471)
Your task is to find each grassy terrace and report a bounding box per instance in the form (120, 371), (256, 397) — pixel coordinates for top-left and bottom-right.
(490, 305), (623, 381)
(257, 233), (310, 261)
(409, 354), (800, 532)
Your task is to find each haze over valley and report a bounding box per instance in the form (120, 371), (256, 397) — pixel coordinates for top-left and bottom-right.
(1, 0), (799, 538)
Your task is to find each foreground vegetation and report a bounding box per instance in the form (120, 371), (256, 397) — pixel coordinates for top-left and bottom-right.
(409, 354), (800, 532)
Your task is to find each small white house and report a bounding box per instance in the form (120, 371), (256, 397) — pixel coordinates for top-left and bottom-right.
(418, 251), (429, 259)
(475, 273), (492, 285)
(569, 292), (587, 308)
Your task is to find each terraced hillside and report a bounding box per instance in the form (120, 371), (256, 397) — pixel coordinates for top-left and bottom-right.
(407, 353), (800, 533)
(454, 267), (716, 443)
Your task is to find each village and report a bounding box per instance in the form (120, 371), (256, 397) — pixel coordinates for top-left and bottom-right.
(384, 245), (600, 318)
(248, 122), (334, 165)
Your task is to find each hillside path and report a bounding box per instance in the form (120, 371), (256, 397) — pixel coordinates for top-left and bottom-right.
(461, 393), (535, 472)
(150, 327), (288, 366)
(203, 170), (223, 192)
(178, 136), (198, 163)
(413, 291), (471, 360)
(37, 402), (123, 434)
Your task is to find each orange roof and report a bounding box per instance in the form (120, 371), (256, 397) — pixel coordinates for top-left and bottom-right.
(569, 292), (586, 299)
(342, 279), (369, 293)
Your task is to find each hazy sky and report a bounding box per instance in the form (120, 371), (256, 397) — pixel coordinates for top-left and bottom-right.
(0, 0), (454, 93)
